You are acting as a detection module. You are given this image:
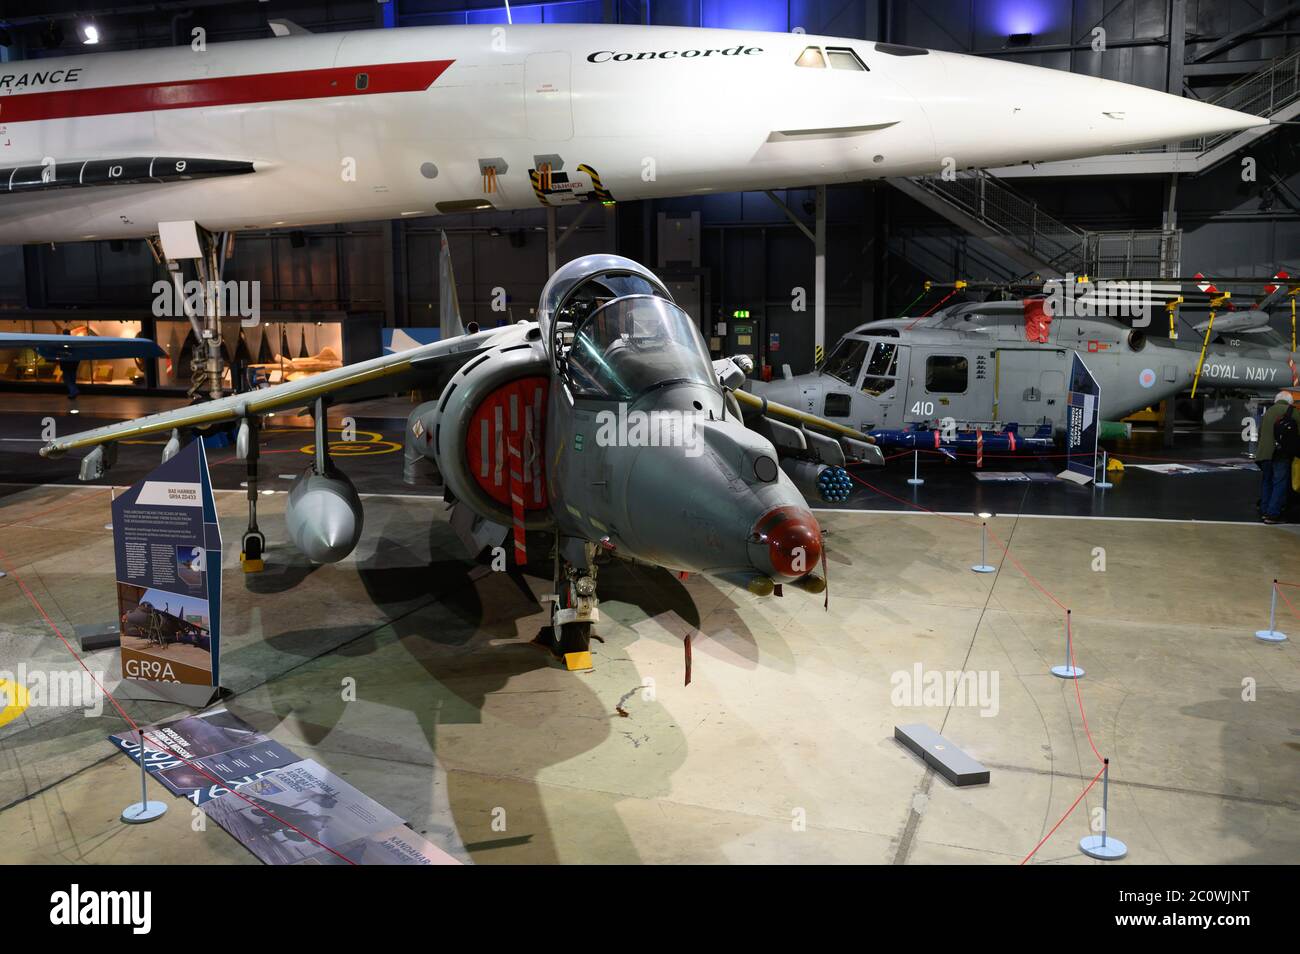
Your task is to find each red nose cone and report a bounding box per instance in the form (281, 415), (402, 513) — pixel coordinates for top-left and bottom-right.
(754, 506), (823, 579)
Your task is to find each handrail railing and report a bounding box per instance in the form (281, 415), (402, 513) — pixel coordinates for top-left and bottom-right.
(904, 170), (1180, 278)
(909, 169), (1086, 271)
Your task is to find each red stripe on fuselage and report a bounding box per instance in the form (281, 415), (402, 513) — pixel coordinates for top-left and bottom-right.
(0, 59), (454, 123)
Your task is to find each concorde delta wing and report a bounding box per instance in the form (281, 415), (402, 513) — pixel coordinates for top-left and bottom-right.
(40, 325), (511, 464)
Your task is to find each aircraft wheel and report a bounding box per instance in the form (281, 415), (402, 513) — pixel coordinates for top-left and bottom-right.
(559, 621), (593, 671)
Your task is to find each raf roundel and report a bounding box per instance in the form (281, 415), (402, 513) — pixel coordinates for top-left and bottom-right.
(1138, 368), (1156, 389)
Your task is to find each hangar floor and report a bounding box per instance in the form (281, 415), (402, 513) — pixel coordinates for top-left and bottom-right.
(0, 395), (1296, 864)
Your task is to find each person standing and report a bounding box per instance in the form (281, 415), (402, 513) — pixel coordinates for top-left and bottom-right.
(1258, 391), (1298, 524)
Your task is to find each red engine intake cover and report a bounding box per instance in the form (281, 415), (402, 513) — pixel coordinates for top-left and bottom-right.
(464, 376), (550, 510)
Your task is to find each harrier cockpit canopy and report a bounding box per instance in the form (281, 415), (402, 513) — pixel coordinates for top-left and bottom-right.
(538, 254), (715, 400)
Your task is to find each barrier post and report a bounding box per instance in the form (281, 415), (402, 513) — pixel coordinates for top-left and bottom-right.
(1095, 450), (1113, 489)
(1079, 759), (1128, 859)
(1051, 609), (1085, 679)
(105, 486), (115, 531)
(907, 449), (924, 486)
(971, 520), (995, 573)
(1255, 579), (1288, 642)
(121, 732), (168, 824)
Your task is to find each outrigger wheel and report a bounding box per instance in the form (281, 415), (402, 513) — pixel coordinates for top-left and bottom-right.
(240, 528), (266, 574)
(558, 620), (592, 671)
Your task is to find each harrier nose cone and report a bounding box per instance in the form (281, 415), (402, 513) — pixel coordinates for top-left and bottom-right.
(752, 506), (823, 579)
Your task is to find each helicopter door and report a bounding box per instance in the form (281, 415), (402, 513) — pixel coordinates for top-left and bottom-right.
(994, 348), (1066, 425)
(856, 341), (908, 429)
(905, 350), (993, 425)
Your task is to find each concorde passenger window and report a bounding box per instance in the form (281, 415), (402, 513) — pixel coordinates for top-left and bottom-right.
(355, 73), (369, 90)
(795, 47), (826, 68)
(926, 355), (968, 393)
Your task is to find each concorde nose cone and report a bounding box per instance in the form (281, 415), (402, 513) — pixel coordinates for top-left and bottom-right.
(1081, 79), (1268, 146)
(918, 51), (1268, 167)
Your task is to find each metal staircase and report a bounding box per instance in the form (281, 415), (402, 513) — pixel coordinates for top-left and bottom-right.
(888, 169), (1180, 280)
(889, 170), (1087, 278)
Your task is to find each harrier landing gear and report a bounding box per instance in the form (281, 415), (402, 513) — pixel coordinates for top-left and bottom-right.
(237, 416), (265, 572)
(541, 539), (600, 671)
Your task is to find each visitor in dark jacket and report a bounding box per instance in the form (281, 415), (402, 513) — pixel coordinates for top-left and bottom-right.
(1257, 391), (1297, 524)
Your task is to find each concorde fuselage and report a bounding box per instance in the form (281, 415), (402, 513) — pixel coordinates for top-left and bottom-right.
(0, 23), (1266, 244)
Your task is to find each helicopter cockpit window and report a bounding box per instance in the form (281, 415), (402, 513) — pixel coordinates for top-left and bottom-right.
(860, 341), (899, 396)
(565, 295), (717, 401)
(821, 337), (869, 385)
(925, 354), (968, 394)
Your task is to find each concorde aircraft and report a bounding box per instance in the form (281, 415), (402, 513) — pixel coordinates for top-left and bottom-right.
(0, 23), (1268, 243)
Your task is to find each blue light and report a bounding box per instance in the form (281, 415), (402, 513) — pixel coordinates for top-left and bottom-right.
(700, 0), (789, 33)
(992, 1), (1054, 38)
(467, 5), (542, 24)
(452, 1), (601, 26)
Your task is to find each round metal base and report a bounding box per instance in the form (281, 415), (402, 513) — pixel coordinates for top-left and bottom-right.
(104, 523), (113, 531)
(121, 800), (168, 824)
(1095, 480), (1113, 489)
(971, 564), (996, 574)
(906, 478), (924, 486)
(1079, 834), (1127, 860)
(1255, 629), (1288, 642)
(1051, 664), (1085, 679)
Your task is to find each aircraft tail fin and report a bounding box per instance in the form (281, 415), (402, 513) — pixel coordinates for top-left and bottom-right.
(440, 230), (466, 340)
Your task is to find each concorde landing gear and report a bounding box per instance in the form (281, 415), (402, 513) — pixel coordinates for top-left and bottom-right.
(541, 539), (600, 671)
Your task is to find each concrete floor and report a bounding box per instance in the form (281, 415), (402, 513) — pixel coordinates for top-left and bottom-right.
(0, 482), (1296, 864)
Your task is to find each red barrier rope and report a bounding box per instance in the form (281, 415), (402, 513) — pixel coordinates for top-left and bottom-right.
(1276, 585), (1300, 620)
(0, 542), (359, 865)
(847, 471), (1109, 863)
(895, 446), (1259, 465)
(1017, 764), (1106, 866)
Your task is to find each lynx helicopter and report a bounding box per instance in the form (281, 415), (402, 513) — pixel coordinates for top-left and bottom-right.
(750, 291), (1300, 469)
(41, 255), (881, 670)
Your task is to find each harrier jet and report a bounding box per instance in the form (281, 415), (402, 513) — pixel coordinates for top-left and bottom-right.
(43, 256), (879, 670)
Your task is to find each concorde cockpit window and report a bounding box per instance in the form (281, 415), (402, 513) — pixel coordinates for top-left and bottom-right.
(566, 295), (717, 401)
(821, 337), (869, 385)
(925, 354), (969, 394)
(861, 341), (899, 396)
(795, 46), (826, 68)
(826, 47), (867, 70)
